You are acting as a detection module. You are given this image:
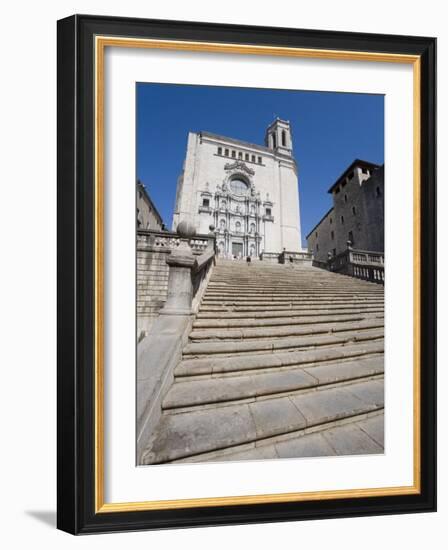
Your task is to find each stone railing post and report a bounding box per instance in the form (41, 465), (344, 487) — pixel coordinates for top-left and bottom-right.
(160, 221), (196, 316)
(207, 224), (216, 252)
(346, 240), (353, 265)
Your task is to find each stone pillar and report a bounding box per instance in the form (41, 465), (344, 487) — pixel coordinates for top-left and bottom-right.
(160, 221), (196, 316)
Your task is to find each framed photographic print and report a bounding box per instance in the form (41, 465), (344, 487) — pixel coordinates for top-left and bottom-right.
(57, 14), (436, 534)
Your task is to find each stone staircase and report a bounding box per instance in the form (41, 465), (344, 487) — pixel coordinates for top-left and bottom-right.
(141, 259), (384, 464)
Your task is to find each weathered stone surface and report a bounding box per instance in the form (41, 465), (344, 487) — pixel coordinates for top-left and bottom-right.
(189, 318), (384, 341)
(179, 413), (385, 463)
(142, 404), (257, 463)
(322, 422), (384, 455)
(344, 379), (384, 408)
(275, 432), (336, 458)
(249, 397), (307, 438)
(175, 340), (384, 376)
(357, 414), (384, 447)
(165, 356), (383, 410)
(303, 355), (384, 384)
(193, 311), (382, 329)
(289, 381), (380, 426)
(183, 328), (384, 357)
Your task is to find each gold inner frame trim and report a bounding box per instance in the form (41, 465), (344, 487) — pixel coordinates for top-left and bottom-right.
(94, 35), (421, 513)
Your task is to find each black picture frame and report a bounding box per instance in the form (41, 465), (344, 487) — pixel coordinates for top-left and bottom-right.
(57, 14), (436, 534)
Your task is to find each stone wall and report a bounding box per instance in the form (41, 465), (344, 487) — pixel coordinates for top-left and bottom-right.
(307, 163), (384, 262)
(137, 245), (170, 339)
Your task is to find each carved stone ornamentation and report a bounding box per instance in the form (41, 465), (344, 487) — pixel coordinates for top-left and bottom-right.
(224, 160), (255, 176)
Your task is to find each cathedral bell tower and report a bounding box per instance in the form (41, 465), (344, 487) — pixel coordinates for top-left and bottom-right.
(265, 118), (293, 157)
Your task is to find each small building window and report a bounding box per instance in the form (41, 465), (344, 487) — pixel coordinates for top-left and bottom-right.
(331, 230), (334, 240)
(344, 194), (348, 203)
(224, 148), (229, 156)
(376, 186), (382, 197)
(238, 151), (243, 159)
(316, 243), (319, 252)
(251, 155), (256, 163)
(330, 217), (333, 224)
(258, 156), (262, 164)
(231, 150), (236, 158)
(341, 215), (344, 224)
(352, 206), (357, 215)
(266, 208), (272, 217)
(282, 130), (286, 147)
(348, 171), (354, 180)
(332, 248), (336, 257)
(272, 133), (277, 149)
(202, 198), (210, 207)
(362, 167), (370, 175)
(217, 147), (222, 155)
(315, 231), (318, 238)
(245, 153), (249, 161)
(348, 230), (354, 244)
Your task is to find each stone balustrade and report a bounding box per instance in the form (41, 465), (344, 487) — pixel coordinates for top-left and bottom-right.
(279, 249), (313, 265)
(314, 246), (384, 284)
(137, 229), (212, 254)
(137, 228), (215, 339)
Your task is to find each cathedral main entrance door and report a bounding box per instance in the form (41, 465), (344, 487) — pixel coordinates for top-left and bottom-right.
(232, 242), (243, 258)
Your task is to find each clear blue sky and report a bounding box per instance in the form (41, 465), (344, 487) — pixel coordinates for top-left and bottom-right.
(137, 83), (384, 247)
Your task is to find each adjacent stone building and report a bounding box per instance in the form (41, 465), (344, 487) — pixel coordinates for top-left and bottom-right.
(137, 180), (164, 231)
(307, 160), (384, 262)
(172, 118), (304, 258)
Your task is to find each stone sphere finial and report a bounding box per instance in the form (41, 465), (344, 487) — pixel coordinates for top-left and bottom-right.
(177, 220), (196, 239)
(209, 224), (215, 232)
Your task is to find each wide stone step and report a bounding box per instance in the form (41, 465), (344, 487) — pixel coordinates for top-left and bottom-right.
(206, 283), (384, 290)
(164, 355), (384, 410)
(210, 275), (376, 281)
(200, 300), (384, 312)
(193, 311), (383, 329)
(208, 283), (376, 291)
(189, 318), (384, 342)
(202, 293), (383, 302)
(207, 279), (383, 286)
(181, 412), (384, 462)
(207, 284), (382, 291)
(141, 378), (384, 464)
(183, 327), (383, 357)
(176, 339), (384, 376)
(196, 305), (384, 319)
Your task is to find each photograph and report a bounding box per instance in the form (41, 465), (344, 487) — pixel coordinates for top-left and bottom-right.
(54, 11), (436, 535)
(136, 83), (385, 465)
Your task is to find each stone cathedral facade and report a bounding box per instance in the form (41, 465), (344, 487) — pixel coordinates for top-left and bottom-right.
(172, 119), (304, 259)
